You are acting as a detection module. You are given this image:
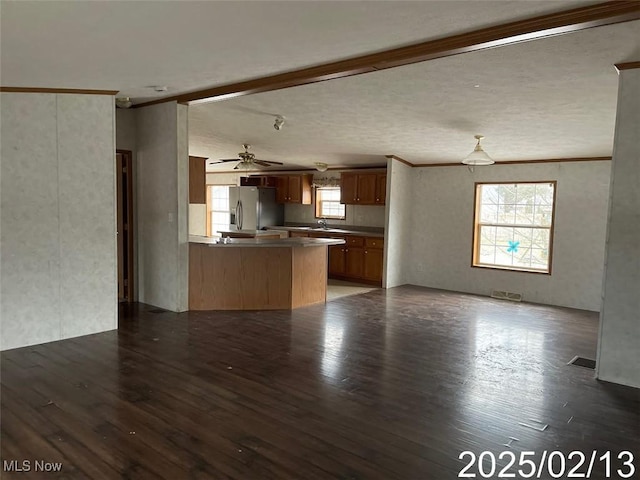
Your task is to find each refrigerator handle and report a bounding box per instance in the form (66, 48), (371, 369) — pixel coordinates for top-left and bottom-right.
(237, 200), (243, 230)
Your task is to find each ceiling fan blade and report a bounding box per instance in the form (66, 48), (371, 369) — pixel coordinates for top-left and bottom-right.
(233, 163), (240, 170)
(254, 159), (284, 165)
(218, 158), (240, 162)
(253, 160), (273, 167)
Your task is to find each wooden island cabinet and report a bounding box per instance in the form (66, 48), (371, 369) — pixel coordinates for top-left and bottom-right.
(304, 230), (384, 285)
(189, 236), (344, 310)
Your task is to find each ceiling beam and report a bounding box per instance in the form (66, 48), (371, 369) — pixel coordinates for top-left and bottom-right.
(136, 1), (640, 108)
(615, 61), (640, 71)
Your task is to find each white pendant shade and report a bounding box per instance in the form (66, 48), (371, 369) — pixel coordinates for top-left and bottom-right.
(462, 135), (494, 165)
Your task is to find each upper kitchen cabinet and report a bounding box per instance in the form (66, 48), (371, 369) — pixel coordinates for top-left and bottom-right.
(240, 175), (277, 187)
(340, 171), (386, 205)
(189, 156), (207, 204)
(275, 174), (312, 204)
(375, 173), (386, 205)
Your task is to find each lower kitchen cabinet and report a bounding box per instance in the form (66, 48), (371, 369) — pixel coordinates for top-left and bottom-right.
(363, 247), (384, 281)
(345, 247), (364, 278)
(323, 234), (384, 285)
(328, 245), (346, 276)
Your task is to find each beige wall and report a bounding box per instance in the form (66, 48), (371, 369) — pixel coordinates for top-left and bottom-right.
(1, 92), (117, 350)
(405, 161), (611, 311)
(384, 158), (413, 288)
(596, 68), (640, 388)
(136, 102), (189, 312)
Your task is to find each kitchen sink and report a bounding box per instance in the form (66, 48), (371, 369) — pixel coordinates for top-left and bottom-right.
(286, 226), (352, 234)
(312, 227), (351, 233)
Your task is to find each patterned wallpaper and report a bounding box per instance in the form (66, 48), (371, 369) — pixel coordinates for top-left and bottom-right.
(596, 68), (640, 388)
(136, 102), (189, 312)
(1, 93), (116, 351)
(385, 158), (412, 288)
(405, 161), (612, 311)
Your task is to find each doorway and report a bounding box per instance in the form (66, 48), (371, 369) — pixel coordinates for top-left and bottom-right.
(116, 150), (134, 302)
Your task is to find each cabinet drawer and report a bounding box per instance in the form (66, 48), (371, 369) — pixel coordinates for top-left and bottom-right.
(365, 237), (384, 249)
(345, 236), (364, 247)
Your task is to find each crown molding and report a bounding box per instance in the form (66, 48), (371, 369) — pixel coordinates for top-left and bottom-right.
(0, 87), (118, 95)
(386, 155), (415, 167)
(136, 1), (640, 108)
(408, 156), (612, 167)
(206, 156), (611, 174)
(205, 165), (387, 175)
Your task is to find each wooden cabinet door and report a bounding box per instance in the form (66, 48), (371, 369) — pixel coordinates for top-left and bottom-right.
(357, 174), (377, 204)
(275, 176), (288, 203)
(345, 247), (364, 278)
(299, 174), (313, 205)
(328, 245), (346, 276)
(287, 175), (302, 203)
(189, 156), (207, 204)
(240, 176), (261, 187)
(289, 231), (309, 238)
(340, 173), (358, 204)
(363, 248), (384, 281)
(375, 174), (387, 205)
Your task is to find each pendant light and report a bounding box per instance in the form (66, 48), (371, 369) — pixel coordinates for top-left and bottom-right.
(462, 135), (494, 165)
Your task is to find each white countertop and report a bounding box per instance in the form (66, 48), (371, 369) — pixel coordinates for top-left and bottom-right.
(189, 235), (345, 248)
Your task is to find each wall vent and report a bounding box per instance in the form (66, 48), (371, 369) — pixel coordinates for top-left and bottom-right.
(490, 290), (523, 302)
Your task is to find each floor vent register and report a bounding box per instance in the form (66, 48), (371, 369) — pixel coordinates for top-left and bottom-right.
(568, 356), (596, 369)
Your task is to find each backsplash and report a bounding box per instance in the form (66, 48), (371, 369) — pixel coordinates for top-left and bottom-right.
(285, 202), (385, 228)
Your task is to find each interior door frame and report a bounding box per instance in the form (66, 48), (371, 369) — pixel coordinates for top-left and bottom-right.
(116, 149), (134, 302)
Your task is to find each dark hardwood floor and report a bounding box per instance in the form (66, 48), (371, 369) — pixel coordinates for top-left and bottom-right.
(1, 286), (638, 479)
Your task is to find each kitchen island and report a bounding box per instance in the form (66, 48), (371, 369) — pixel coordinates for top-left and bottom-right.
(189, 236), (345, 310)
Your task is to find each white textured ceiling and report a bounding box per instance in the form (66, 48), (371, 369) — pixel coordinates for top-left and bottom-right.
(2, 1), (638, 169)
(192, 20), (640, 169)
(1, 0), (588, 100)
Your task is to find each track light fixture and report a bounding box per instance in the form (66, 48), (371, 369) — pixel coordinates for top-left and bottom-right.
(274, 115), (285, 131)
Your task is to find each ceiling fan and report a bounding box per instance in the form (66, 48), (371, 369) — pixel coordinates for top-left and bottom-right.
(217, 144), (284, 169)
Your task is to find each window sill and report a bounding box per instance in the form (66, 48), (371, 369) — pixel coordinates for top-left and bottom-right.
(472, 263), (551, 275)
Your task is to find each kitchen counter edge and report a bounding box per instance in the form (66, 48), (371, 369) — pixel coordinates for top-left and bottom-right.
(265, 226), (384, 238)
(189, 236), (345, 248)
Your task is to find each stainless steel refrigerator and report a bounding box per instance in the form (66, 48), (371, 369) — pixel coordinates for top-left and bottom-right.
(228, 186), (284, 230)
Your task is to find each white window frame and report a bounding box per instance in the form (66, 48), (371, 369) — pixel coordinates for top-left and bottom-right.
(472, 181), (556, 274)
(207, 185), (233, 237)
(315, 187), (346, 220)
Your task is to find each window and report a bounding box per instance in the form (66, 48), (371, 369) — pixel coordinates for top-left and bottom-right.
(315, 187), (346, 220)
(473, 182), (556, 273)
(207, 185), (231, 236)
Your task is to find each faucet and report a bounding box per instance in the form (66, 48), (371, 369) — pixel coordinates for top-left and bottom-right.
(317, 219), (328, 229)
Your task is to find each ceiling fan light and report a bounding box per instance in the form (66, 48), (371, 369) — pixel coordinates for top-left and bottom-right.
(462, 135), (494, 165)
(314, 162), (328, 172)
(115, 97), (132, 109)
